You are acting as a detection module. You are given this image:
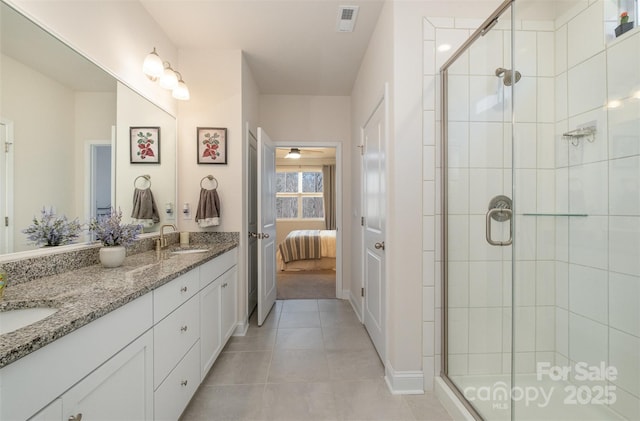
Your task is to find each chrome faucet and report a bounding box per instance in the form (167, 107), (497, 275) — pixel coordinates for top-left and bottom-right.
(156, 224), (177, 250)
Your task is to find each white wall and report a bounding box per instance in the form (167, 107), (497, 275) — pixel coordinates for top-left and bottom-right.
(350, 1), (394, 325)
(177, 48), (247, 320)
(177, 49), (243, 234)
(2, 55), (75, 251)
(116, 83), (177, 231)
(74, 91), (117, 222)
(259, 95), (352, 294)
(7, 0), (179, 115)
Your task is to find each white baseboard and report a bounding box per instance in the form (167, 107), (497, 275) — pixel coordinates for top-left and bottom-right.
(348, 290), (363, 322)
(233, 319), (248, 336)
(337, 289), (349, 300)
(434, 377), (475, 421)
(384, 361), (424, 395)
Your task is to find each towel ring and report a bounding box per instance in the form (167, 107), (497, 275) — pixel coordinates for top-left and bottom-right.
(134, 174), (151, 189)
(200, 175), (218, 190)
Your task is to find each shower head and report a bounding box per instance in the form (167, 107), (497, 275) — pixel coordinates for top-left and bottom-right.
(495, 67), (521, 86)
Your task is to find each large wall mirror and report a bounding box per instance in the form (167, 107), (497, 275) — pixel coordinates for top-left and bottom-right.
(0, 0), (177, 255)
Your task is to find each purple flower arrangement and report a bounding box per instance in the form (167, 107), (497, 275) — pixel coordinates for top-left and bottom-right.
(22, 207), (82, 247)
(89, 208), (142, 247)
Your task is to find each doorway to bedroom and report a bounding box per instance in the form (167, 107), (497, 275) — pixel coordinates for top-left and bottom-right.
(274, 145), (340, 300)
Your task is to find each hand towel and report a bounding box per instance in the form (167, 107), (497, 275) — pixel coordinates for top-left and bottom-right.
(131, 188), (160, 228)
(195, 188), (221, 228)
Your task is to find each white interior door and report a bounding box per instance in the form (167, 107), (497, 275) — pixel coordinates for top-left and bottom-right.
(257, 127), (277, 326)
(362, 98), (386, 360)
(247, 129), (258, 316)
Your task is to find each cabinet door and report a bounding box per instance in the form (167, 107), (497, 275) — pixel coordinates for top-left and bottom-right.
(154, 295), (200, 389)
(61, 330), (153, 421)
(200, 278), (221, 378)
(154, 341), (200, 421)
(220, 267), (238, 342)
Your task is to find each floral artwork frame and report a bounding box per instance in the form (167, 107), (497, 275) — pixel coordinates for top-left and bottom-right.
(130, 127), (160, 164)
(197, 127), (227, 164)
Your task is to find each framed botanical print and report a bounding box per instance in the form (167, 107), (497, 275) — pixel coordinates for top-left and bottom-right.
(130, 127), (160, 164)
(197, 127), (227, 164)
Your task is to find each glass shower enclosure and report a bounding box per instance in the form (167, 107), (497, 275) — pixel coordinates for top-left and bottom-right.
(440, 0), (639, 419)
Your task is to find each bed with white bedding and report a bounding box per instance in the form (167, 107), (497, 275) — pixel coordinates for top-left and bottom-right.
(276, 230), (336, 271)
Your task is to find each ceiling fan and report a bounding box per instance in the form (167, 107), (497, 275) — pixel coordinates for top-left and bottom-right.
(283, 147), (325, 159)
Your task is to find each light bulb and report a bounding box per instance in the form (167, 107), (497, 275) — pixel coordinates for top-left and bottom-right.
(159, 66), (179, 90)
(172, 75), (190, 100)
(142, 48), (163, 80)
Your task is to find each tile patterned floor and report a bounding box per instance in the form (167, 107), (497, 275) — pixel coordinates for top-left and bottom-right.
(180, 299), (452, 421)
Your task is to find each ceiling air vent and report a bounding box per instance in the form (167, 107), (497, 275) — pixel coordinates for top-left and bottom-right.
(336, 6), (359, 32)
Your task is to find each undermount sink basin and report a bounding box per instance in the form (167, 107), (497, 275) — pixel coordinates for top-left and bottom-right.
(170, 248), (209, 255)
(0, 307), (58, 335)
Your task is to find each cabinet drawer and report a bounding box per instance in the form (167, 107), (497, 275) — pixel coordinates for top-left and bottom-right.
(154, 269), (199, 322)
(154, 295), (200, 389)
(154, 341), (200, 421)
(199, 249), (237, 289)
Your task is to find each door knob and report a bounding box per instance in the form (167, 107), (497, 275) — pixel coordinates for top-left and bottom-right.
(374, 241), (385, 250)
(68, 414), (83, 421)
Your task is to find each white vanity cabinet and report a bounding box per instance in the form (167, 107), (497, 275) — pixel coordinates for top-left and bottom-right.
(153, 248), (238, 418)
(60, 330), (154, 420)
(199, 250), (238, 379)
(3, 247), (238, 421)
(220, 266), (238, 343)
(4, 293), (154, 421)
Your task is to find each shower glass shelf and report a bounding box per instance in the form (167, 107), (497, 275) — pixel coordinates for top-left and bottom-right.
(522, 213), (588, 217)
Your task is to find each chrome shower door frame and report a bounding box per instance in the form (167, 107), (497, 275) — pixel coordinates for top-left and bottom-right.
(440, 1), (515, 419)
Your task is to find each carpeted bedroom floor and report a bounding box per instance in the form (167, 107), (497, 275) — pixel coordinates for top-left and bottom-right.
(276, 270), (336, 299)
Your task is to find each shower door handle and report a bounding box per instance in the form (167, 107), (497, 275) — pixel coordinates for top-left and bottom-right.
(486, 208), (513, 246)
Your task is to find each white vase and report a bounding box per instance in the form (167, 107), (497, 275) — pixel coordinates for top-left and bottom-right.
(99, 246), (126, 268)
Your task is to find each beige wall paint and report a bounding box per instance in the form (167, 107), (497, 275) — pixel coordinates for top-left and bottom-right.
(350, 0), (395, 366)
(115, 83), (177, 232)
(2, 55), (75, 251)
(74, 91), (116, 224)
(7, 0), (178, 115)
(259, 95), (352, 295)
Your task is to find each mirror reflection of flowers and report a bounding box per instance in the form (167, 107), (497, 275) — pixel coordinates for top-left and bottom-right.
(89, 208), (142, 247)
(22, 206), (82, 247)
(202, 132), (221, 160)
(621, 11), (629, 24)
(136, 131), (156, 159)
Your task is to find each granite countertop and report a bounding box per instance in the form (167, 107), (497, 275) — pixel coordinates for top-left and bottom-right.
(0, 242), (237, 369)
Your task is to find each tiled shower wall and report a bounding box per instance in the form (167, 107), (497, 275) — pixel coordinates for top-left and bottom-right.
(425, 0), (640, 417)
(424, 14), (556, 386)
(554, 1), (640, 419)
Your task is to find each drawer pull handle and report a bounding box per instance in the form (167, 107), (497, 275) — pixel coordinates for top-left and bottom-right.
(180, 325), (188, 332)
(69, 414), (83, 421)
(180, 286), (188, 292)
(222, 282), (228, 288)
(181, 380), (188, 386)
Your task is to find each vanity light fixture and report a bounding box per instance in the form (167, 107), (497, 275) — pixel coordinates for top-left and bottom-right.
(159, 63), (179, 90)
(172, 72), (190, 100)
(285, 148), (301, 159)
(142, 47), (190, 100)
(142, 47), (163, 80)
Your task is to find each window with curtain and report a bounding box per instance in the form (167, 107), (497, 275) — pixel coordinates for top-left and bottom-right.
(276, 168), (324, 219)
